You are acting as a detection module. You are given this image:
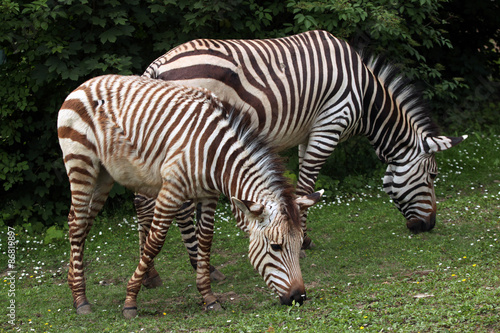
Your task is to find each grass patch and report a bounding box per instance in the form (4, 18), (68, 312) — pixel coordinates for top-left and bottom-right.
(1, 133), (499, 332)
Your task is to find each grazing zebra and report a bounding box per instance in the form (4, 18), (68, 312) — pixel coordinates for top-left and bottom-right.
(57, 74), (322, 317)
(141, 29), (466, 228)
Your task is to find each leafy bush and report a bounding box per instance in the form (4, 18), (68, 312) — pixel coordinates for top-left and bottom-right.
(438, 80), (500, 133)
(0, 0), (155, 227)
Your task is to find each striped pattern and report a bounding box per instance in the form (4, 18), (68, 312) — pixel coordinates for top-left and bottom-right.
(142, 30), (466, 235)
(58, 75), (321, 316)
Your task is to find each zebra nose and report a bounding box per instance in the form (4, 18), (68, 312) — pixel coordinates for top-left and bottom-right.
(279, 287), (306, 306)
(406, 211), (436, 233)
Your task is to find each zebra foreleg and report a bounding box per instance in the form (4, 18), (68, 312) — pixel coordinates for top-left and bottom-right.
(137, 223), (163, 289)
(296, 143), (315, 251)
(296, 144), (317, 251)
(133, 194), (163, 288)
(296, 134), (339, 250)
(194, 198), (223, 311)
(123, 188), (180, 319)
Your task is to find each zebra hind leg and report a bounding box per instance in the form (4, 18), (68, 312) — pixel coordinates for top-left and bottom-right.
(67, 205), (93, 314)
(67, 164), (114, 314)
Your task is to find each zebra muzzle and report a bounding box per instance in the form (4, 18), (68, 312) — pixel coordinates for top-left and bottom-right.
(406, 212), (436, 233)
(279, 288), (306, 306)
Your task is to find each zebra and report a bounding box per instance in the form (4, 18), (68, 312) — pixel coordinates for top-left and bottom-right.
(57, 74), (323, 317)
(135, 30), (467, 285)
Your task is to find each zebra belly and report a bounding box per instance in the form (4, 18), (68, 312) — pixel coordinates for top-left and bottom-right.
(101, 153), (164, 198)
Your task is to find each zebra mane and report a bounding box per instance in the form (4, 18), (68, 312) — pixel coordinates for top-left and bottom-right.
(362, 54), (440, 137)
(225, 108), (300, 228)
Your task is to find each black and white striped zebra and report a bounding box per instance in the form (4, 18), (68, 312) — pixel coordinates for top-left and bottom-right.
(139, 30), (466, 242)
(57, 75), (322, 317)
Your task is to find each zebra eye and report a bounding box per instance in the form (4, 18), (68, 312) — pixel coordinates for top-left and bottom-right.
(270, 243), (282, 251)
(429, 172), (438, 180)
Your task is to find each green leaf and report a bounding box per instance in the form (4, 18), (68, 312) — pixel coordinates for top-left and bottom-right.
(99, 27), (119, 44)
(43, 225), (65, 244)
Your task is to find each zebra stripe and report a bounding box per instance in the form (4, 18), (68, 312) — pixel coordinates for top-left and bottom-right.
(58, 75), (322, 317)
(142, 30), (466, 236)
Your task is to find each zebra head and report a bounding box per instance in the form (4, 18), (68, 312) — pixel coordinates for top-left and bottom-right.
(233, 191), (323, 305)
(383, 135), (467, 233)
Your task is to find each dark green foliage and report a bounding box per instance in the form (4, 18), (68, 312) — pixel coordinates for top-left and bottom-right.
(1, 0), (498, 227)
(423, 0), (500, 130)
(0, 0), (159, 227)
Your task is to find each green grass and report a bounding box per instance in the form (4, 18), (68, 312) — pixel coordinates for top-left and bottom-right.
(1, 133), (499, 332)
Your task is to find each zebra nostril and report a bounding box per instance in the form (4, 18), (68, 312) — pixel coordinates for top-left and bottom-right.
(296, 293), (307, 305)
(292, 291), (306, 305)
(280, 288), (306, 306)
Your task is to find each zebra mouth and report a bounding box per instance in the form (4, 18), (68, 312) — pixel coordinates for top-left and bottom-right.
(406, 215), (436, 233)
(278, 286), (306, 306)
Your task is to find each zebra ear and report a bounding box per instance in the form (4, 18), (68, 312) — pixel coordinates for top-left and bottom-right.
(424, 135), (468, 154)
(296, 190), (324, 211)
(232, 197), (266, 219)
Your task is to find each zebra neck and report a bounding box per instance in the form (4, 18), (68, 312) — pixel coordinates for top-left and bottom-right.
(210, 137), (289, 210)
(214, 147), (273, 204)
(361, 73), (426, 165)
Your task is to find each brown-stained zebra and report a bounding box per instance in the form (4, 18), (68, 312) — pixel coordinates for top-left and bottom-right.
(57, 74), (322, 317)
(135, 30), (467, 288)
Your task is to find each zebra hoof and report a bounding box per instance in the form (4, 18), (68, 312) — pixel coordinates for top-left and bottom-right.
(206, 301), (222, 311)
(210, 268), (226, 282)
(142, 274), (163, 289)
(123, 307), (138, 319)
(76, 303), (92, 315)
